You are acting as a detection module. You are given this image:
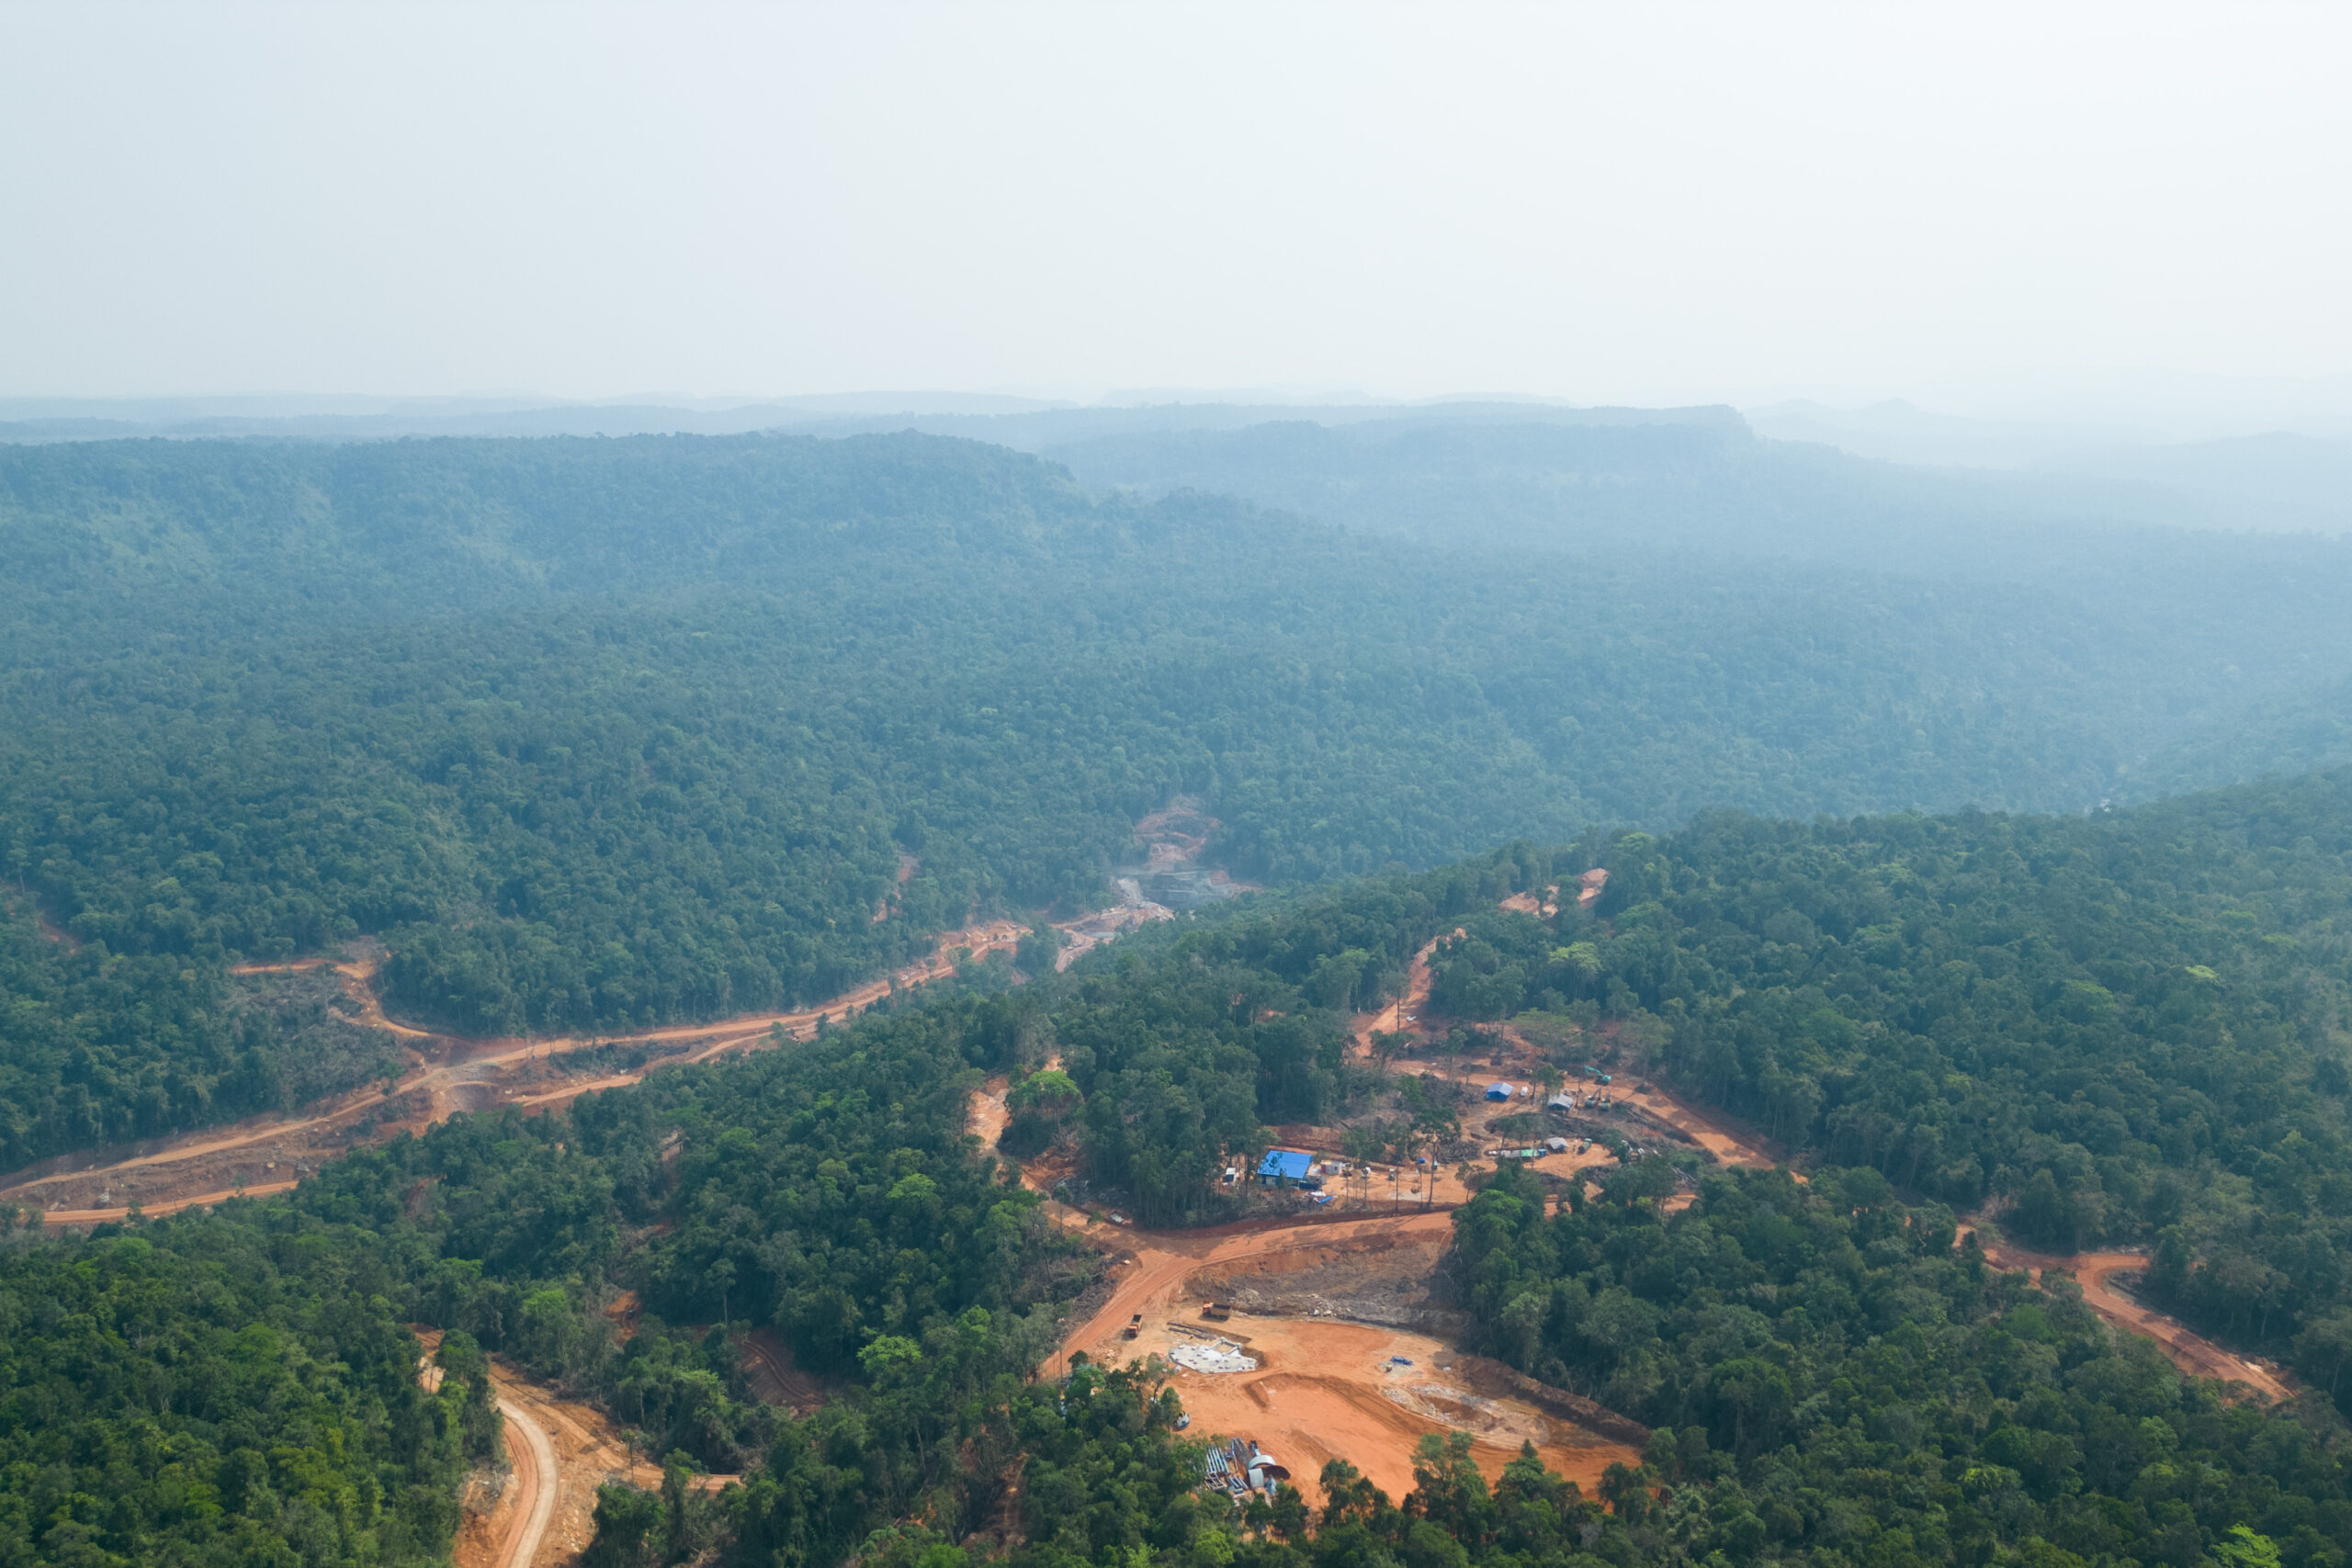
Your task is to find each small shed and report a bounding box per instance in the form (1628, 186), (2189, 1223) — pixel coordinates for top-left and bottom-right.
(1546, 1093), (1576, 1114)
(1485, 1082), (1514, 1101)
(1545, 1136), (1571, 1154)
(1256, 1148), (1314, 1187)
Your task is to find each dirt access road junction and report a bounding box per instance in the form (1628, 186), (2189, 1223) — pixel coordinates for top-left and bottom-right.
(3, 915), (1042, 1223)
(16, 868), (2299, 1546)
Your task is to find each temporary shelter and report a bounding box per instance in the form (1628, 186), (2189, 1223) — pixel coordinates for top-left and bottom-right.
(1256, 1148), (1314, 1187)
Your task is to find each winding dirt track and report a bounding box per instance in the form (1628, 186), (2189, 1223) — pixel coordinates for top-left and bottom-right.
(11, 917), (1032, 1222)
(37, 1179), (301, 1225)
(415, 1343), (555, 1568)
(1970, 1236), (2293, 1402)
(416, 1327), (737, 1568)
(489, 1397), (558, 1568)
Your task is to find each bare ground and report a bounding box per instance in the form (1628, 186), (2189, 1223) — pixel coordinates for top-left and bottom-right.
(1056, 1212), (1642, 1504)
(418, 1327), (734, 1568)
(1965, 1235), (2294, 1403)
(12, 915), (1040, 1220)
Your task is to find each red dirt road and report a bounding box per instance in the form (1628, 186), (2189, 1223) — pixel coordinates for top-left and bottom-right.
(1353, 934), (1448, 1058)
(14, 916), (1035, 1222)
(487, 1395), (557, 1568)
(1968, 1235), (2292, 1402)
(1613, 1084), (1782, 1171)
(32, 1179), (300, 1225)
(418, 1327), (733, 1568)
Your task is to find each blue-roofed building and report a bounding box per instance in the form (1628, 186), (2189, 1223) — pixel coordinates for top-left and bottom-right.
(1256, 1148), (1314, 1187)
(1486, 1082), (1514, 1101)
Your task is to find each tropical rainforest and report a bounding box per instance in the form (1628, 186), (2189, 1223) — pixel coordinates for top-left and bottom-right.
(17, 775), (2352, 1567)
(7, 420), (2352, 1568)
(6, 429), (2352, 1163)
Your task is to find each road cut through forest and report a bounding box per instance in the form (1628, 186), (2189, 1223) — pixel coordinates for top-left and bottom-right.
(418, 1326), (735, 1568)
(1963, 1233), (2294, 1403)
(28, 863), (2309, 1550)
(6, 913), (1037, 1220)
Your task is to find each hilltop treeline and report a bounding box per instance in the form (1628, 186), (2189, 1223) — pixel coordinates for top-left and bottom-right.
(10, 433), (2334, 1164)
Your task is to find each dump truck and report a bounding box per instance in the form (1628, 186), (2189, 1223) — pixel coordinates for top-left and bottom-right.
(1202, 1302), (1234, 1322)
(1123, 1314), (1143, 1339)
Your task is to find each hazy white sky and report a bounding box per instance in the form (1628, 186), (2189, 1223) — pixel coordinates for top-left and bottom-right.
(5, 2), (2349, 414)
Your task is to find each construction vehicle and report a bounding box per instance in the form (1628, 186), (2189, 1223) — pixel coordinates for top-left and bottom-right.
(1123, 1314), (1142, 1339)
(1202, 1302), (1234, 1322)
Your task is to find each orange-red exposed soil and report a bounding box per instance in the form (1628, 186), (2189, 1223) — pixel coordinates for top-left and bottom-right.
(740, 1327), (836, 1415)
(1613, 1083), (1783, 1170)
(1352, 934), (1447, 1058)
(1129, 1316), (1637, 1506)
(418, 1328), (734, 1568)
(1498, 886), (1559, 919)
(230, 949), (433, 1040)
(31, 1178), (300, 1224)
(1056, 1210), (1638, 1503)
(967, 1075), (1013, 1149)
(13, 915), (1038, 1222)
(1965, 1235), (2293, 1402)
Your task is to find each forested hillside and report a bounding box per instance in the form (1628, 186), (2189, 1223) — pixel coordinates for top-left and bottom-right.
(1407, 771), (2352, 1381)
(1047, 413), (2352, 783)
(4, 431), (2350, 1167)
(23, 771), (2352, 1566)
(1041, 410), (2352, 591)
(0, 1215), (489, 1567)
(1452, 1164), (2352, 1568)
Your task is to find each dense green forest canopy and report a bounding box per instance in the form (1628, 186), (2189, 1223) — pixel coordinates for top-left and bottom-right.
(0, 1214), (490, 1568)
(0, 983), (1100, 1566)
(26, 771), (2352, 1566)
(1046, 413), (2352, 786)
(1406, 772), (2352, 1382)
(6, 433), (2352, 1164)
(1451, 1162), (2352, 1568)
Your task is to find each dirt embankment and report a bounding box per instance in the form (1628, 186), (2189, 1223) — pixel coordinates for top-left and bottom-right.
(967, 1075), (1013, 1151)
(417, 1327), (735, 1568)
(740, 1327), (835, 1415)
(1611, 1083), (1781, 1171)
(11, 915), (1038, 1222)
(1057, 1210), (1643, 1505)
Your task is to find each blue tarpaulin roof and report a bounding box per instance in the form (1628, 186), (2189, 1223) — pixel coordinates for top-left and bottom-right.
(1486, 1082), (1514, 1100)
(1257, 1148), (1313, 1181)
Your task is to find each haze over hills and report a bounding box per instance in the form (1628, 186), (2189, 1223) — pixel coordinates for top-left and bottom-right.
(18, 1), (2352, 1562)
(5, 422), (2352, 1163)
(1748, 400), (2352, 534)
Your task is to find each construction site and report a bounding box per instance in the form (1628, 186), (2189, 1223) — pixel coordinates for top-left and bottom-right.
(6, 862), (2304, 1562)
